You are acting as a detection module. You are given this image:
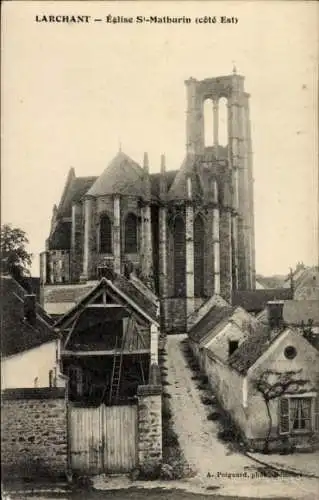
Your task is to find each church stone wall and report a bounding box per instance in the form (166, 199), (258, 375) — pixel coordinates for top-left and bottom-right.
(219, 209), (232, 302)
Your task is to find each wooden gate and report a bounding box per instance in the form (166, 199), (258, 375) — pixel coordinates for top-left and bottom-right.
(68, 404), (137, 474)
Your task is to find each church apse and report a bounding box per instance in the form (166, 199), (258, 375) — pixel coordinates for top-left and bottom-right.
(42, 71), (255, 333)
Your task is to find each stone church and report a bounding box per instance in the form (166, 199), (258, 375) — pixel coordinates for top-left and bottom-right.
(40, 71), (256, 332)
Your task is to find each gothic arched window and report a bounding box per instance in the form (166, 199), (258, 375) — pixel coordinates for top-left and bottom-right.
(194, 214), (205, 297)
(173, 216), (186, 297)
(125, 213), (138, 253)
(99, 214), (112, 253)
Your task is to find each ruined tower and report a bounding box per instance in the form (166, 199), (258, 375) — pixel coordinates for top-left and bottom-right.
(160, 71), (256, 331)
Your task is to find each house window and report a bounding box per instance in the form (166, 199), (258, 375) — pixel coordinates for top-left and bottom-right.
(284, 345), (297, 360)
(279, 397), (318, 434)
(125, 213), (138, 253)
(228, 340), (239, 356)
(99, 214), (112, 253)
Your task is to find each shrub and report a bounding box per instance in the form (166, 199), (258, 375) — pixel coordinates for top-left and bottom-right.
(162, 380), (170, 386)
(207, 411), (220, 421)
(189, 363), (200, 372)
(201, 395), (215, 405)
(217, 428), (236, 442)
(163, 428), (179, 447)
(162, 406), (172, 420)
(200, 375), (209, 385)
(138, 464), (162, 480)
(163, 392), (172, 399)
(198, 382), (210, 391)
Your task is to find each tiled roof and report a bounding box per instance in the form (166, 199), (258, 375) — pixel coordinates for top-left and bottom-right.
(167, 155), (203, 201)
(187, 294), (229, 331)
(1, 276), (58, 357)
(44, 284), (96, 305)
(113, 274), (158, 323)
(55, 274), (159, 329)
(232, 289), (293, 312)
(228, 323), (276, 374)
(150, 170), (178, 199)
(283, 300), (319, 326)
(188, 305), (236, 343)
(86, 152), (146, 198)
(58, 175), (97, 217)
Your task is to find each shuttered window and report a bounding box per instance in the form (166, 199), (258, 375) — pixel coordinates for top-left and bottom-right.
(99, 214), (112, 253)
(173, 216), (186, 297)
(125, 213), (138, 253)
(279, 397), (315, 434)
(194, 215), (205, 297)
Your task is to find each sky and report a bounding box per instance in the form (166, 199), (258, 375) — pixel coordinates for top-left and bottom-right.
(2, 0), (318, 277)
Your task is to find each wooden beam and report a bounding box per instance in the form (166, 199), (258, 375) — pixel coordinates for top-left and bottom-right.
(62, 349), (150, 356)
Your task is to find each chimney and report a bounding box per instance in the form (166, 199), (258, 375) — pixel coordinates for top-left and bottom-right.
(267, 300), (284, 330)
(24, 294), (37, 325)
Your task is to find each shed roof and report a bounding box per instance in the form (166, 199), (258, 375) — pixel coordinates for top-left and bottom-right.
(188, 305), (236, 344)
(55, 274), (159, 330)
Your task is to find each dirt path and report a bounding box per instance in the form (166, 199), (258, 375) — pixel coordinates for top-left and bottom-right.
(165, 334), (256, 479)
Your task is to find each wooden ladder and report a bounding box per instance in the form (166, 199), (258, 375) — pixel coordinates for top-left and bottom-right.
(109, 317), (133, 405)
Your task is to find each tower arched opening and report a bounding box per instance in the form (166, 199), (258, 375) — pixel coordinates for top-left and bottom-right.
(218, 97), (228, 147)
(203, 98), (214, 148)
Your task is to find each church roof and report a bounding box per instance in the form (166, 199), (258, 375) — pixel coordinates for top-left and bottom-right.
(86, 151), (146, 198)
(166, 155), (201, 201)
(166, 153), (229, 202)
(150, 170), (178, 199)
(57, 170), (97, 218)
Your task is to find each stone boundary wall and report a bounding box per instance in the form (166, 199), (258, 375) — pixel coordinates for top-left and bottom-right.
(1, 388), (68, 480)
(137, 364), (162, 474)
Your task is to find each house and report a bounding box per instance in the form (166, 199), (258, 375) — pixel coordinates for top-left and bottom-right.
(289, 266), (319, 300)
(257, 299), (319, 335)
(1, 275), (66, 389)
(204, 324), (319, 452)
(188, 297), (260, 370)
(54, 272), (160, 405)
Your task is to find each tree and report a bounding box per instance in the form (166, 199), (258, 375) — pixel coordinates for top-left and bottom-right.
(253, 369), (311, 454)
(1, 224), (33, 280)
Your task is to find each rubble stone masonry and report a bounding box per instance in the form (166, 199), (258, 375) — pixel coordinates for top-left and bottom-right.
(137, 379), (162, 474)
(1, 388), (68, 479)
